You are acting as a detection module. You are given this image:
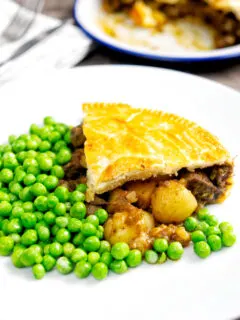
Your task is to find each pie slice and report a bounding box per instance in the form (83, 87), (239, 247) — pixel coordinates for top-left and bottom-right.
(103, 0), (240, 48)
(82, 103), (233, 201)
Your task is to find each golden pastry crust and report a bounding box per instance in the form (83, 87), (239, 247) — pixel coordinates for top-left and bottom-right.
(82, 103), (232, 200)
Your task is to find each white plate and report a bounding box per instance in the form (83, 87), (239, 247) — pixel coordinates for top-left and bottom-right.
(74, 0), (240, 62)
(0, 65), (240, 320)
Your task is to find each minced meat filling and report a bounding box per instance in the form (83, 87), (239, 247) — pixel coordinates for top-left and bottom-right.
(103, 0), (240, 48)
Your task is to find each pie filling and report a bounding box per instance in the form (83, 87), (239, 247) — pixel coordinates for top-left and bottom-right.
(59, 125), (233, 251)
(102, 0), (240, 48)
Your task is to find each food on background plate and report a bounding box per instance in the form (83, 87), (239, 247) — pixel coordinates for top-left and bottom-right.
(102, 0), (240, 48)
(0, 104), (236, 281)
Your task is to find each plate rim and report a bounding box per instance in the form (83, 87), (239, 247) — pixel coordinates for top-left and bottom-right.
(73, 0), (240, 63)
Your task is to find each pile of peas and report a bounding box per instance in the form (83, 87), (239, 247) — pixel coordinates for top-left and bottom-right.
(0, 117), (145, 280)
(184, 208), (236, 258)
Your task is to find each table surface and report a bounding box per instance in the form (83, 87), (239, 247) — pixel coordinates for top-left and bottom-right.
(43, 0), (240, 91)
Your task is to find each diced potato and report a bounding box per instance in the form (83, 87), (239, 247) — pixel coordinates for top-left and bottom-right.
(126, 180), (157, 209)
(151, 180), (197, 223)
(104, 209), (155, 252)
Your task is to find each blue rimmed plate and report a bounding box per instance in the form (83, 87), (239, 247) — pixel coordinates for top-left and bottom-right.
(74, 0), (240, 63)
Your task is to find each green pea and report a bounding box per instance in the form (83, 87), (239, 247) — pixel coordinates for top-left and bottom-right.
(9, 182), (22, 195)
(32, 264), (46, 280)
(0, 168), (13, 183)
(21, 229), (38, 246)
(56, 228), (71, 244)
(153, 238), (168, 253)
(73, 233), (85, 246)
(26, 150), (38, 159)
(63, 243), (75, 258)
(14, 170), (26, 183)
(219, 222), (233, 234)
(35, 211), (44, 222)
(31, 244), (43, 255)
(11, 247), (25, 268)
(86, 215), (99, 228)
(100, 252), (113, 266)
(92, 262), (108, 280)
(110, 260), (128, 274)
(67, 218), (82, 233)
(94, 209), (108, 225)
(21, 212), (36, 229)
(144, 250), (158, 264)
(56, 216), (69, 228)
(30, 124), (40, 135)
(31, 183), (47, 197)
(98, 240), (111, 254)
(88, 252), (100, 265)
(71, 248), (88, 263)
(70, 191), (85, 204)
(20, 247), (42, 266)
(39, 141), (51, 152)
(70, 202), (86, 219)
(197, 208), (209, 220)
(126, 249), (142, 267)
(0, 201), (12, 217)
(53, 141), (67, 153)
(23, 174), (36, 186)
(12, 140), (26, 153)
(22, 201), (34, 212)
(26, 139), (39, 151)
(76, 184), (87, 193)
(8, 193), (17, 203)
(16, 151), (27, 163)
(96, 226), (104, 240)
(51, 225), (60, 236)
(56, 256), (73, 275)
(48, 131), (61, 144)
(43, 211), (56, 225)
(3, 152), (18, 170)
(64, 131), (71, 144)
(23, 158), (38, 170)
(205, 214), (218, 227)
(194, 241), (211, 258)
(1, 219), (9, 234)
(51, 165), (64, 179)
(27, 165), (40, 176)
(38, 226), (50, 242)
(36, 174), (48, 184)
(207, 235), (222, 251)
(11, 206), (23, 219)
(44, 116), (55, 125)
(167, 242), (184, 261)
(74, 261), (92, 279)
(19, 187), (34, 201)
(206, 226), (221, 236)
(54, 186), (69, 202)
(196, 221), (209, 234)
(42, 255), (56, 271)
(56, 148), (71, 165)
(49, 242), (63, 258)
(8, 135), (17, 145)
(82, 223), (97, 237)
(7, 218), (22, 234)
(53, 203), (66, 216)
(0, 236), (14, 255)
(47, 194), (59, 209)
(184, 217), (197, 232)
(191, 230), (206, 243)
(83, 236), (100, 252)
(54, 124), (68, 136)
(0, 231), (4, 238)
(222, 232), (236, 247)
(0, 191), (10, 202)
(37, 155), (53, 172)
(43, 176), (58, 191)
(111, 242), (130, 260)
(34, 196), (48, 212)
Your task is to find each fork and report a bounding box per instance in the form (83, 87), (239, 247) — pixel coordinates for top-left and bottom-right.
(0, 0), (44, 43)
